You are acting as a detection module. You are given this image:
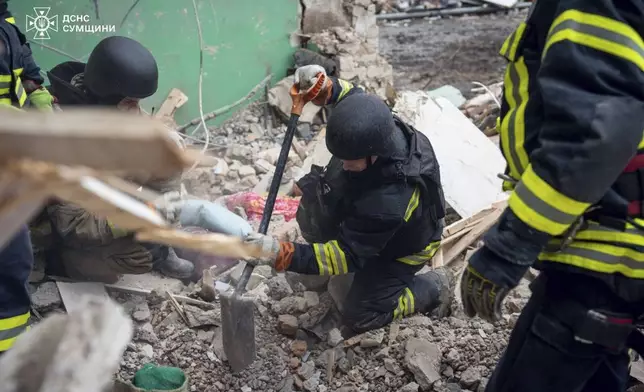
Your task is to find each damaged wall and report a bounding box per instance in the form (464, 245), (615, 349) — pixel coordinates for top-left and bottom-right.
(11, 0), (299, 126)
(303, 0), (394, 99)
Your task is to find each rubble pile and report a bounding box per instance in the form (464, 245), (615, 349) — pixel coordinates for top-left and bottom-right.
(102, 269), (530, 391)
(181, 102), (316, 201)
(459, 82), (502, 136)
(305, 0), (395, 99)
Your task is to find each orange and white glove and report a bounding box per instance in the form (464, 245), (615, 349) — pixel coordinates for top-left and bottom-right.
(243, 232), (294, 271)
(293, 65), (333, 106)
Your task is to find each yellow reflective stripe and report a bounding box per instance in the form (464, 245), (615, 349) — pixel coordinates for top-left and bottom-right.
(393, 295), (404, 320)
(0, 312), (30, 352)
(5, 17), (16, 24)
(397, 241), (441, 266)
(393, 288), (416, 320)
(403, 288), (415, 316)
(0, 75), (11, 82)
(328, 240), (348, 275)
(337, 79), (353, 101)
(509, 165), (590, 235)
(404, 187), (421, 222)
(638, 135), (644, 150)
(313, 243), (332, 276)
(499, 59), (530, 182)
(499, 30), (514, 58)
(0, 312), (30, 330)
(571, 219), (644, 247)
(539, 241), (644, 278)
(508, 23), (526, 59)
(544, 10), (644, 72)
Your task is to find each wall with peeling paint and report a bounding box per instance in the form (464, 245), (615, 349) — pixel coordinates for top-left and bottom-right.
(11, 0), (299, 127)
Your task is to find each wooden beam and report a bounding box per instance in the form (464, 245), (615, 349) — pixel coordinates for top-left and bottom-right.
(155, 88), (189, 119)
(0, 107), (192, 178)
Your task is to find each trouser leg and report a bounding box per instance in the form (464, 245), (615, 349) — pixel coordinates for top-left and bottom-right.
(486, 273), (630, 392)
(59, 238), (155, 283)
(0, 226), (34, 352)
(342, 263), (445, 334)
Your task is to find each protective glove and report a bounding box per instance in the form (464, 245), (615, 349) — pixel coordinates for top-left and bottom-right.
(150, 191), (184, 224)
(29, 88), (54, 112)
(460, 246), (530, 323)
(243, 232), (294, 271)
(293, 65), (333, 106)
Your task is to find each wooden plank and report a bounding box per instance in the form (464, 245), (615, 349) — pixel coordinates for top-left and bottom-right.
(394, 93), (508, 219)
(155, 88), (189, 119)
(0, 107), (191, 178)
(442, 207), (504, 265)
(480, 0), (518, 8)
(136, 228), (266, 260)
(56, 281), (110, 314)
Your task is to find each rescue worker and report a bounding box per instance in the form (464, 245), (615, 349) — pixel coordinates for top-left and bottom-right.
(459, 1), (644, 391)
(33, 35), (195, 282)
(0, 0), (54, 111)
(0, 0), (52, 355)
(244, 65), (453, 335)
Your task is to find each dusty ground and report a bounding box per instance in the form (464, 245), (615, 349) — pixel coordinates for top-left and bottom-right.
(378, 10), (527, 94)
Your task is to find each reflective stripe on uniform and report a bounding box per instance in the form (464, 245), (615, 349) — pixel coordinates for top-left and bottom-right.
(393, 288), (415, 320)
(498, 22), (530, 189)
(5, 17), (15, 24)
(544, 10), (644, 72)
(313, 240), (349, 276)
(539, 241), (644, 278)
(566, 219), (644, 248)
(397, 240), (441, 266)
(0, 74), (11, 104)
(13, 68), (26, 107)
(509, 164), (590, 235)
(337, 79), (353, 101)
(404, 187), (421, 222)
(499, 22), (527, 60)
(0, 312), (30, 352)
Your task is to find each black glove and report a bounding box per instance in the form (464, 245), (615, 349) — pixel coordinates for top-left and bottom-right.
(460, 246), (530, 322)
(460, 206), (552, 322)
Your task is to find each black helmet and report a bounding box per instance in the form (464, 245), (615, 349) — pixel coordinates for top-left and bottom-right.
(326, 94), (397, 160)
(84, 36), (158, 103)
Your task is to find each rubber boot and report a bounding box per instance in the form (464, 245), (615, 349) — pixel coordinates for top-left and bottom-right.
(153, 247), (194, 279)
(414, 267), (454, 318)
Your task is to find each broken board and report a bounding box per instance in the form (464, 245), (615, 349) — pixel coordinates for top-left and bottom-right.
(394, 92), (508, 219)
(55, 281), (111, 314)
(480, 0), (519, 7)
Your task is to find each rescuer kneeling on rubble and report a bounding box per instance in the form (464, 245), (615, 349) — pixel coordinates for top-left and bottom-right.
(30, 36), (195, 282)
(459, 1), (644, 391)
(244, 65), (453, 335)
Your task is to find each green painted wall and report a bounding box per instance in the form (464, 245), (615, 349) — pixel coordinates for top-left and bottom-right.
(11, 0), (299, 128)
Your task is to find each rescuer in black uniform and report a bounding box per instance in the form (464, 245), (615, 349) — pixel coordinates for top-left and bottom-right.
(244, 65), (453, 335)
(459, 1), (644, 391)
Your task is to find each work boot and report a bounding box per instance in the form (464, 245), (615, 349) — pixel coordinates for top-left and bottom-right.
(414, 267), (455, 318)
(154, 247), (194, 279)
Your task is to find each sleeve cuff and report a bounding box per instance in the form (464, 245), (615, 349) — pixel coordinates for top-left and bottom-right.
(508, 164), (590, 236)
(483, 206), (550, 266)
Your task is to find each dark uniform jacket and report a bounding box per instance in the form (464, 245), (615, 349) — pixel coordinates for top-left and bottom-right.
(0, 10), (40, 107)
(290, 79), (446, 280)
(485, 0), (644, 301)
